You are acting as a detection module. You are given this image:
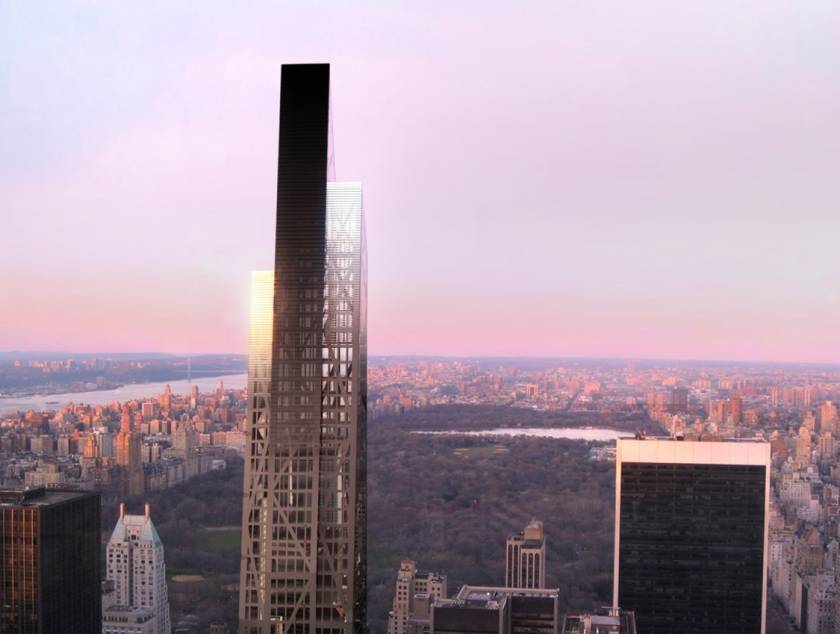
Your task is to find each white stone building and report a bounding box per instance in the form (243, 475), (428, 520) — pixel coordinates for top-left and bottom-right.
(105, 503), (171, 634)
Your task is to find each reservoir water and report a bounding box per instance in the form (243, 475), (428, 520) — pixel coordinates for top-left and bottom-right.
(414, 427), (631, 441)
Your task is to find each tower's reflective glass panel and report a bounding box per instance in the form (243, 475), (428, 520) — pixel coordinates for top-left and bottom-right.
(239, 64), (367, 634)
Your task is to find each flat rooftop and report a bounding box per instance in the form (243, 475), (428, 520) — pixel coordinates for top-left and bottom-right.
(0, 487), (96, 507)
(562, 610), (637, 634)
(459, 590), (508, 609)
(456, 586), (560, 600)
(617, 437), (770, 466)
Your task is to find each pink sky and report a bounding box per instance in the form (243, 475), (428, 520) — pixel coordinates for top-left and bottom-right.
(2, 2), (840, 363)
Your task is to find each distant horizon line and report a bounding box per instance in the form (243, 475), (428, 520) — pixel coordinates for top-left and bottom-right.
(1, 350), (839, 368)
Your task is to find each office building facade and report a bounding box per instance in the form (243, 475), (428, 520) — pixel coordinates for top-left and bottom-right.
(0, 488), (101, 633)
(613, 438), (770, 633)
(387, 560), (447, 634)
(239, 63), (368, 634)
(505, 519), (546, 589)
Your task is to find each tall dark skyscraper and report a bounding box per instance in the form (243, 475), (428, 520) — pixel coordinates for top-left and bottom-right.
(239, 64), (368, 634)
(0, 488), (101, 633)
(613, 438), (770, 634)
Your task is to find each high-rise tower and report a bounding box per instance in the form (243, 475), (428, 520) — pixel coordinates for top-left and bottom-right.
(116, 408), (144, 497)
(105, 503), (171, 634)
(239, 63), (368, 634)
(0, 488), (101, 633)
(505, 519), (546, 589)
(613, 438), (769, 634)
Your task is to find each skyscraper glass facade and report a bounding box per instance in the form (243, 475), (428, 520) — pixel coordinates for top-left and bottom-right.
(0, 489), (101, 634)
(614, 439), (769, 634)
(239, 63), (367, 634)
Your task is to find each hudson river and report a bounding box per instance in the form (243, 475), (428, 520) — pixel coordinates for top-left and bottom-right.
(0, 373), (247, 416)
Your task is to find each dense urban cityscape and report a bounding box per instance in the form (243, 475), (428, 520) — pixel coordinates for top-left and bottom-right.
(3, 353), (840, 631)
(3, 3), (839, 633)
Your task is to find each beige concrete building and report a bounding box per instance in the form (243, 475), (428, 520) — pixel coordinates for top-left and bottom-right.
(506, 519), (546, 589)
(387, 560), (447, 634)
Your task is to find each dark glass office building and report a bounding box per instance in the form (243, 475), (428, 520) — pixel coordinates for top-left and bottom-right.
(613, 438), (770, 634)
(239, 63), (368, 634)
(0, 488), (101, 634)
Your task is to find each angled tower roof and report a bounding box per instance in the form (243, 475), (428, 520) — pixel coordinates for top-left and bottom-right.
(109, 503), (163, 547)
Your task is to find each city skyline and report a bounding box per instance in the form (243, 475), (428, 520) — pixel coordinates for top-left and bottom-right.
(4, 5), (839, 633)
(4, 349), (840, 369)
(3, 345), (839, 631)
(3, 2), (840, 363)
